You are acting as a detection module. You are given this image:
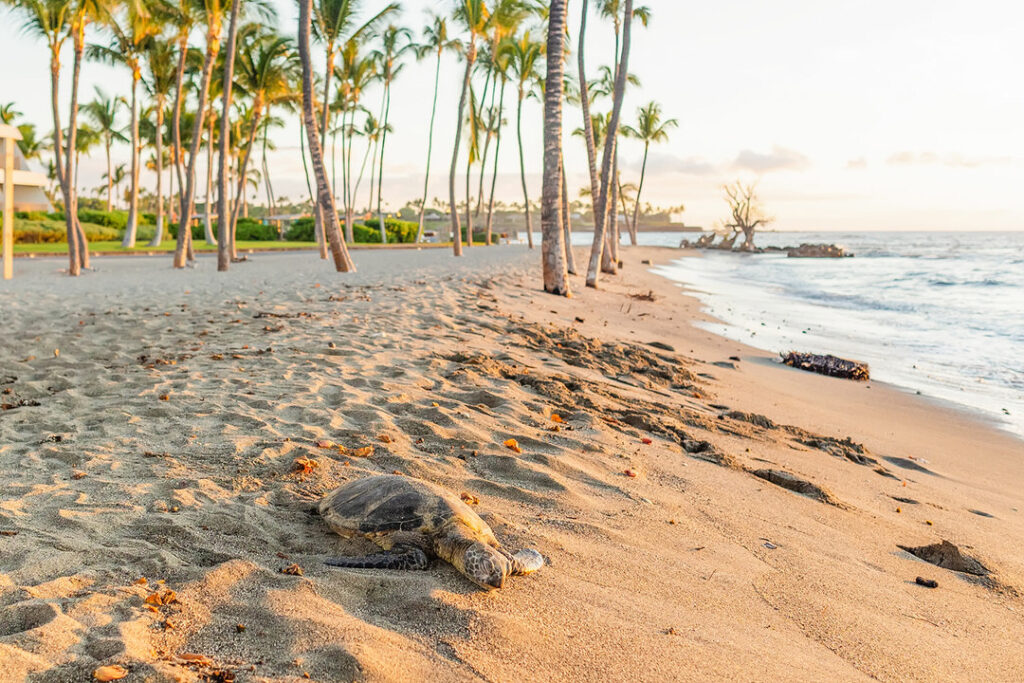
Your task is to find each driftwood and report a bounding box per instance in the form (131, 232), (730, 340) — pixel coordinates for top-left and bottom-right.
(782, 351), (869, 381)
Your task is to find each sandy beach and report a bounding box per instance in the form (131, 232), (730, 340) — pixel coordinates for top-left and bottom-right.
(1, 245), (1022, 682)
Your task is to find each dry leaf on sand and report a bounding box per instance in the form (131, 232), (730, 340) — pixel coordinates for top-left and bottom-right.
(294, 457), (319, 474)
(460, 492), (480, 505)
(551, 414), (565, 423)
(503, 438), (522, 454)
(177, 653), (213, 666)
(93, 665), (128, 681)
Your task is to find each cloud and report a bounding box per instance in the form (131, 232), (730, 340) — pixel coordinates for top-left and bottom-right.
(636, 151), (718, 176)
(731, 146), (810, 173)
(846, 157), (868, 170)
(886, 151), (1012, 168)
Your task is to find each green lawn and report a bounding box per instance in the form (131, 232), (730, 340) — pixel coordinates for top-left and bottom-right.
(11, 240), (478, 255)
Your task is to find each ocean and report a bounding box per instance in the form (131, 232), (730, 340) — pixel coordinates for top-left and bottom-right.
(528, 230), (1024, 439)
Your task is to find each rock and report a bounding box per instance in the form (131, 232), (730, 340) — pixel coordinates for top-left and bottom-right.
(786, 243), (851, 258)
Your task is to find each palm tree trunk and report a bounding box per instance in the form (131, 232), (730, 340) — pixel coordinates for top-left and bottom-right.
(560, 152), (576, 274)
(149, 103), (165, 246)
(586, 0), (632, 287)
(298, 0), (354, 271)
(464, 147), (472, 247)
(541, 0), (570, 295)
(49, 46), (79, 276)
(217, 0), (241, 271)
(376, 81), (392, 243)
(475, 59), (498, 217)
(515, 91), (534, 249)
(105, 139), (113, 212)
(68, 28), (89, 268)
(123, 68), (141, 248)
(416, 48), (443, 243)
(343, 105), (356, 243)
(485, 77), (507, 247)
(204, 114), (216, 244)
(230, 109), (261, 242)
(580, 1), (606, 286)
(319, 44), (337, 229)
(175, 27), (220, 269)
(172, 34), (188, 217)
(298, 114), (326, 257)
(631, 141), (649, 239)
(609, 153), (621, 265)
(449, 38), (476, 256)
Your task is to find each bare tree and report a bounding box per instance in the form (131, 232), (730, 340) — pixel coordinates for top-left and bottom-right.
(721, 180), (772, 251)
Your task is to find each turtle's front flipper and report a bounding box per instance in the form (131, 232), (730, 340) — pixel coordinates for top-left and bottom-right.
(325, 547), (429, 571)
(502, 548), (545, 575)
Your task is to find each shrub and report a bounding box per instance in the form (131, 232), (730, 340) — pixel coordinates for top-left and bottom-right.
(352, 222), (381, 243)
(234, 218), (279, 241)
(12, 219), (118, 244)
(363, 217), (417, 243)
(77, 209), (127, 231)
(167, 222), (206, 240)
(285, 217), (316, 241)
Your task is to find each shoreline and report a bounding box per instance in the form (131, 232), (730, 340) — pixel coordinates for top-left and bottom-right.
(1, 245), (1022, 680)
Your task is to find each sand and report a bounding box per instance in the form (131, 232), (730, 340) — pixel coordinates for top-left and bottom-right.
(1, 245), (1022, 682)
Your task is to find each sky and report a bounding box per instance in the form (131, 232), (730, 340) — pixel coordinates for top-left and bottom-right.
(1, 0), (1022, 231)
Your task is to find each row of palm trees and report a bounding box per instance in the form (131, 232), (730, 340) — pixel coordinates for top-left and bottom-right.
(5, 0), (675, 291)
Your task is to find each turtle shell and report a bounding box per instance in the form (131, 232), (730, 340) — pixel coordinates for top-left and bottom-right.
(320, 475), (489, 538)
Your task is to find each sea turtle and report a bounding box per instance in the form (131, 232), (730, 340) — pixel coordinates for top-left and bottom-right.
(319, 475), (544, 589)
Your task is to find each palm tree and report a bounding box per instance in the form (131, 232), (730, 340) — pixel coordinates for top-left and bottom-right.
(413, 15), (457, 242)
(143, 38), (178, 245)
(336, 37), (376, 240)
(482, 36), (511, 246)
(89, 0), (161, 248)
(622, 101), (675, 242)
(102, 162), (128, 208)
(175, 0), (232, 269)
(229, 28), (294, 256)
(541, 0), (570, 295)
(508, 32), (542, 250)
(313, 0), (398, 242)
(585, 0), (634, 287)
(215, 0), (244, 270)
(449, 0), (490, 256)
(72, 122), (99, 193)
(15, 124), (48, 165)
(370, 24), (412, 243)
(12, 0), (82, 274)
(297, 0), (355, 271)
(82, 87), (126, 212)
(473, 0), (527, 219)
(0, 103), (22, 125)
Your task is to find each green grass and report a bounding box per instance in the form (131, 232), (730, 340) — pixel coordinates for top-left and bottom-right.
(12, 240), (484, 254)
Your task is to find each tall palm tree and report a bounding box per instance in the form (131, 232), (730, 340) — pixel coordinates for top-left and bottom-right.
(313, 0), (398, 242)
(215, 0), (244, 270)
(336, 37), (376, 240)
(483, 36), (511, 246)
(507, 32), (542, 250)
(297, 0), (354, 271)
(72, 122), (99, 192)
(622, 101), (675, 242)
(229, 28), (294, 255)
(89, 0), (161, 248)
(12, 0), (81, 274)
(473, 0), (527, 218)
(175, 0), (231, 269)
(449, 0), (490, 257)
(144, 38), (178, 245)
(413, 15), (457, 242)
(102, 163), (128, 208)
(82, 87), (126, 212)
(541, 0), (570, 295)
(370, 24), (412, 243)
(585, 0), (633, 287)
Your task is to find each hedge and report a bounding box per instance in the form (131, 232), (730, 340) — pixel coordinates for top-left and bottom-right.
(285, 217), (315, 241)
(168, 217), (279, 242)
(10, 219), (119, 243)
(363, 217), (417, 243)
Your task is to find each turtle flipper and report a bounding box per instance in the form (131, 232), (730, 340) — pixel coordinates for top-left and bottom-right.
(325, 547), (429, 571)
(502, 548), (545, 575)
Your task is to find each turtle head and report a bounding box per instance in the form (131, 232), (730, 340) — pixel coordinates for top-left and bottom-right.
(458, 541), (510, 590)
